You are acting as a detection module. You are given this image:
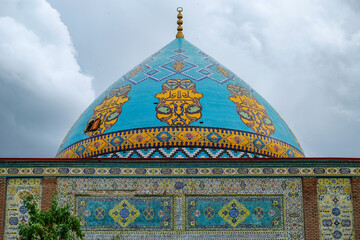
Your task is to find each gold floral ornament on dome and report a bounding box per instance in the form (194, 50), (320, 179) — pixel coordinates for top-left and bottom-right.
(227, 84), (275, 136)
(155, 79), (203, 126)
(173, 61), (184, 71)
(85, 85), (131, 137)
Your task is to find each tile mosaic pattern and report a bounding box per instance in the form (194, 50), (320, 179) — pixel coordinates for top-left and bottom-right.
(58, 177), (304, 239)
(185, 195), (283, 231)
(56, 127), (304, 159)
(1, 166), (359, 177)
(227, 84), (275, 136)
(57, 38), (303, 158)
(85, 85), (131, 137)
(318, 178), (355, 239)
(99, 148), (263, 158)
(121, 46), (236, 85)
(76, 196), (173, 231)
(155, 79), (203, 126)
(3, 178), (42, 240)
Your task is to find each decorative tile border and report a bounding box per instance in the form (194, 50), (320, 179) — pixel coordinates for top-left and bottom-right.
(97, 148), (264, 159)
(3, 178), (42, 240)
(1, 167), (360, 177)
(57, 177), (304, 239)
(318, 178), (355, 239)
(56, 127), (304, 158)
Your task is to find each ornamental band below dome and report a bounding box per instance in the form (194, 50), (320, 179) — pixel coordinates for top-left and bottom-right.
(56, 127), (304, 158)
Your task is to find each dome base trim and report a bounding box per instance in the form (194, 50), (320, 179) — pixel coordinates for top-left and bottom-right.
(56, 127), (304, 159)
(96, 147), (267, 159)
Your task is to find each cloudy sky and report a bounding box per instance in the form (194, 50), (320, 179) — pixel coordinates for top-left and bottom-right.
(1, 0), (359, 158)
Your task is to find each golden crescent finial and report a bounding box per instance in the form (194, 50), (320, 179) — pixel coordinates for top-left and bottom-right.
(176, 7), (184, 38)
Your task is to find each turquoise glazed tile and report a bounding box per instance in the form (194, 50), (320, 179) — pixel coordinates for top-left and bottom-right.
(57, 38), (304, 158)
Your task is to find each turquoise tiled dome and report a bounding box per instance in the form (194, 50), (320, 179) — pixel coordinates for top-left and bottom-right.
(56, 38), (304, 158)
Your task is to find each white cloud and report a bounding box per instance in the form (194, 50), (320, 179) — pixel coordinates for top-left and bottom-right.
(200, 0), (360, 156)
(0, 0), (94, 157)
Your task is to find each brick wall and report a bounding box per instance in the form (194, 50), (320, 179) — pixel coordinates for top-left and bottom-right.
(352, 177), (360, 239)
(41, 177), (57, 210)
(0, 178), (7, 240)
(302, 177), (320, 240)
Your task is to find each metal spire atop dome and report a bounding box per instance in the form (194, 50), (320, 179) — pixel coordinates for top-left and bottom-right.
(176, 7), (184, 38)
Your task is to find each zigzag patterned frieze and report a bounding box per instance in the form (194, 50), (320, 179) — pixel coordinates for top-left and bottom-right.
(97, 148), (264, 159)
(56, 127), (304, 158)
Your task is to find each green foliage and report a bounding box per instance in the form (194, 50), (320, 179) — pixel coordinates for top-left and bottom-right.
(18, 194), (85, 240)
(110, 235), (123, 240)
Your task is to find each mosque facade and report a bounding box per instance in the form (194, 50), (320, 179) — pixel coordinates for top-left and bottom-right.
(0, 8), (359, 240)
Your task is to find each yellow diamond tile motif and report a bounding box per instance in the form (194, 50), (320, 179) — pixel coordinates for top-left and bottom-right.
(268, 142), (284, 156)
(178, 131), (202, 143)
(62, 149), (75, 158)
(218, 199), (250, 227)
(128, 132), (151, 145)
(88, 139), (107, 152)
(226, 134), (249, 147)
(109, 200), (140, 227)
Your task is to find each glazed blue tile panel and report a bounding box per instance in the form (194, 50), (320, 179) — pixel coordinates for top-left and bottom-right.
(185, 195), (284, 231)
(76, 196), (173, 231)
(58, 38), (302, 154)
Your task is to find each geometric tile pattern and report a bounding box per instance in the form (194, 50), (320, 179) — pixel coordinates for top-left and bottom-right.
(76, 196), (172, 231)
(57, 177), (304, 239)
(317, 178), (355, 239)
(1, 167), (360, 177)
(186, 195), (283, 230)
(121, 47), (236, 85)
(3, 178), (42, 240)
(56, 127), (304, 158)
(98, 148), (263, 158)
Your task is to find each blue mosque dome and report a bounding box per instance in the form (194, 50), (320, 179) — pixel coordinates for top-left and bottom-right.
(56, 14), (304, 159)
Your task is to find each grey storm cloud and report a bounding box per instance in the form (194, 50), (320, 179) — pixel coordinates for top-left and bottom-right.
(1, 0), (360, 157)
(203, 0), (360, 157)
(0, 0), (94, 157)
